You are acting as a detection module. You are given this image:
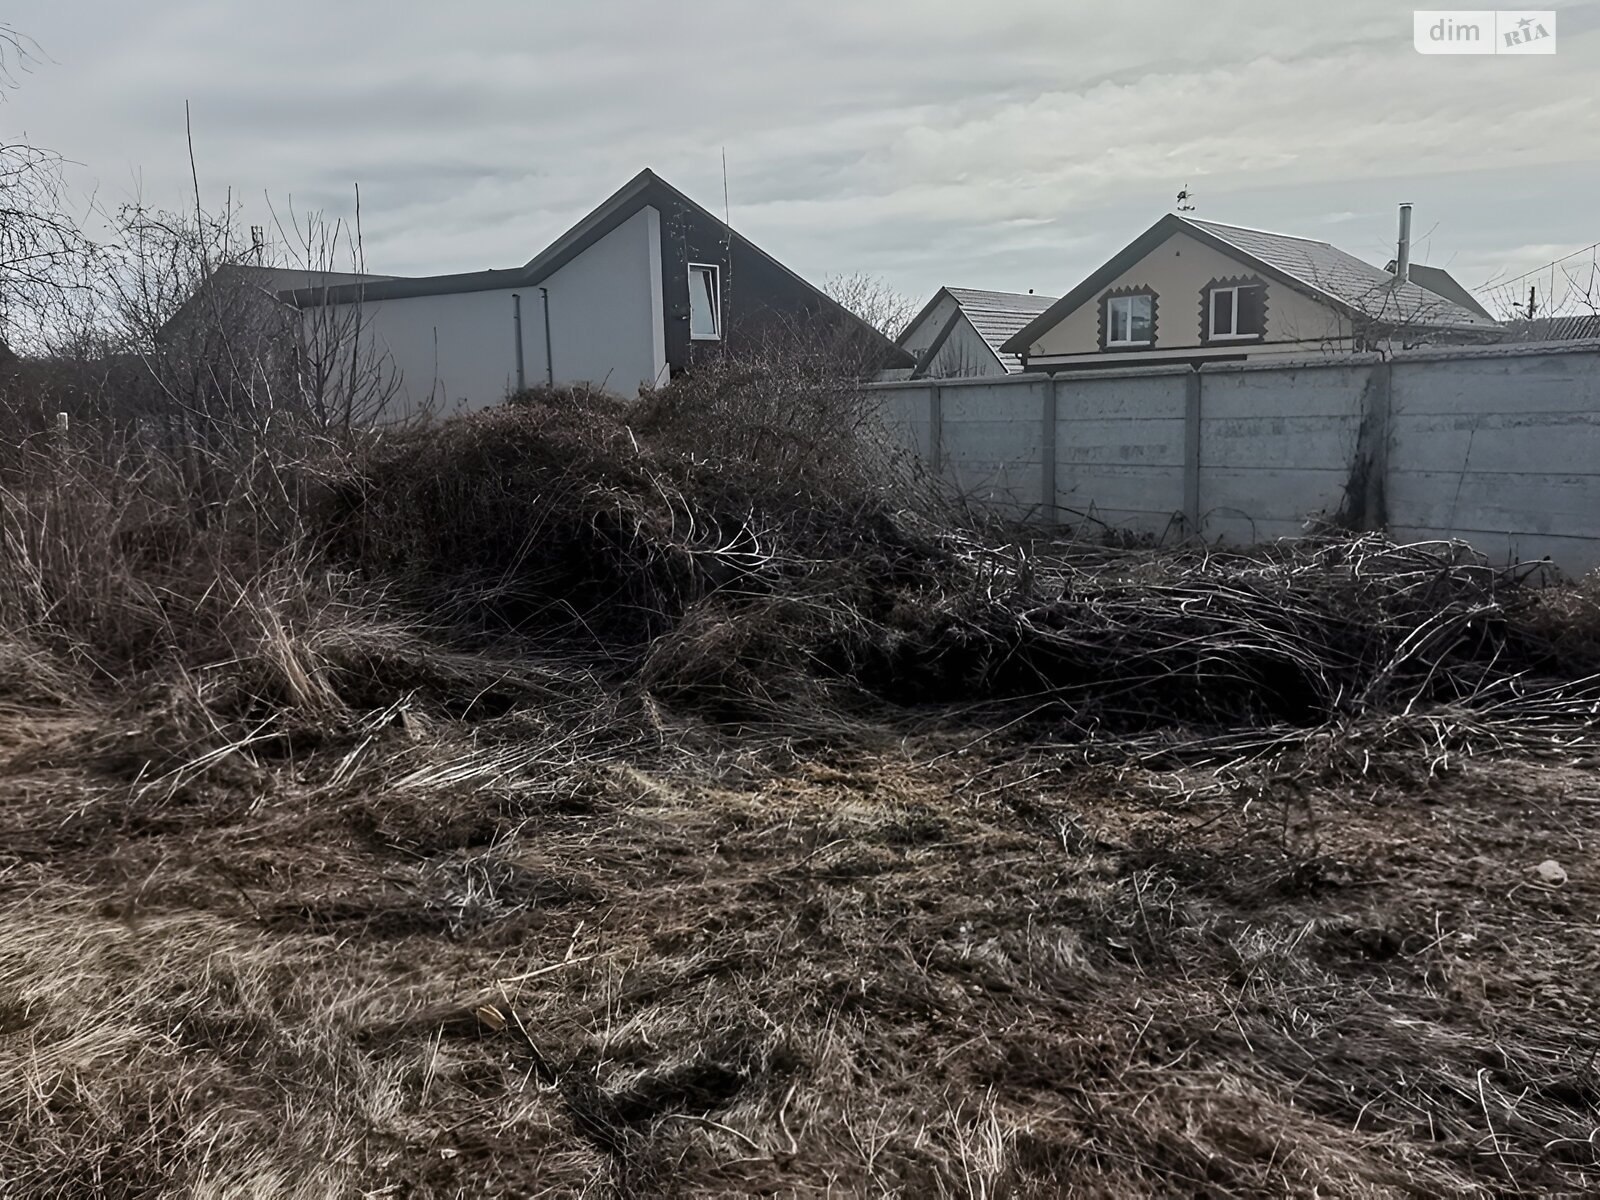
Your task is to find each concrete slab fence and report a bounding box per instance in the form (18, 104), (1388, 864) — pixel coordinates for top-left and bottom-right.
(871, 341), (1600, 574)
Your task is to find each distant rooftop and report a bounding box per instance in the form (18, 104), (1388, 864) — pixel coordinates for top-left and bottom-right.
(905, 286), (1058, 372)
(1182, 217), (1497, 330)
(1501, 313), (1600, 342)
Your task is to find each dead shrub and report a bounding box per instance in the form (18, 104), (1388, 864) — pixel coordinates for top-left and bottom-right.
(318, 381), (924, 648)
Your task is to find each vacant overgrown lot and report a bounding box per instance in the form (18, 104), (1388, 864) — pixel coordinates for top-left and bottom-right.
(2, 384), (1598, 1197)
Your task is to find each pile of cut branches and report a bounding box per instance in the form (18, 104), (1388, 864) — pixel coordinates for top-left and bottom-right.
(313, 388), (1600, 754)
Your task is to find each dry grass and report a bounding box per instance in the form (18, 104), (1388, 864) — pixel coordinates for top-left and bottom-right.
(3, 692), (1598, 1197)
(2, 386), (1599, 1196)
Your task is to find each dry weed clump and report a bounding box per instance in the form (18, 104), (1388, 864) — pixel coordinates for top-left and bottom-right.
(319, 386), (1600, 746)
(0, 433), (318, 675)
(1512, 567), (1600, 673)
(319, 380), (929, 647)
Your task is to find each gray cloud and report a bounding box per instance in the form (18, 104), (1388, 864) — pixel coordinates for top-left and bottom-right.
(5, 0), (1598, 312)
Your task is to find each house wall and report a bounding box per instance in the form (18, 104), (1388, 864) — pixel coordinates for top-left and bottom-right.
(652, 192), (901, 376)
(872, 342), (1600, 574)
(323, 207), (666, 414)
(899, 295), (958, 359)
(929, 316), (1006, 378)
(1026, 230), (1356, 366)
(899, 302), (1006, 378)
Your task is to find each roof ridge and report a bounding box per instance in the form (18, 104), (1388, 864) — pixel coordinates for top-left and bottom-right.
(1180, 215), (1332, 247)
(946, 284), (1055, 296)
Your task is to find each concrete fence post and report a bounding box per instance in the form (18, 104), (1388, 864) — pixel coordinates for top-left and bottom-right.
(1183, 369), (1202, 535)
(1372, 359), (1393, 529)
(1041, 376), (1058, 522)
(1355, 359), (1393, 530)
(929, 383), (944, 476)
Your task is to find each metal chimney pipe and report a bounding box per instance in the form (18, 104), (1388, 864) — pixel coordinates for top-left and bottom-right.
(1395, 203), (1413, 285)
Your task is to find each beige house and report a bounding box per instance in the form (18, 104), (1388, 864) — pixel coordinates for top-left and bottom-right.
(1002, 214), (1500, 372)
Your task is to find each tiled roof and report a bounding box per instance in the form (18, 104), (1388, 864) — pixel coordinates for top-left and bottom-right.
(1181, 218), (1497, 330)
(1501, 314), (1600, 342)
(944, 287), (1058, 371)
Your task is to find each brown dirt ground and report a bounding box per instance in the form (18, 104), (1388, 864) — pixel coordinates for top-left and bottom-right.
(1, 691), (1597, 1197)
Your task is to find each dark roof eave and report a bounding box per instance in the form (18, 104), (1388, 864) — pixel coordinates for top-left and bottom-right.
(284, 269), (529, 307)
(999, 215), (1184, 355)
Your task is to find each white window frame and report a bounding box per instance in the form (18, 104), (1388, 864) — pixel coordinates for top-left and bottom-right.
(1106, 294), (1153, 347)
(687, 262), (722, 341)
(1208, 285), (1258, 340)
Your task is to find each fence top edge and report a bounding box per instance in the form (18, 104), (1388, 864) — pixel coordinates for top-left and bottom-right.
(867, 365), (1194, 390)
(1389, 337), (1600, 365)
(869, 339), (1600, 390)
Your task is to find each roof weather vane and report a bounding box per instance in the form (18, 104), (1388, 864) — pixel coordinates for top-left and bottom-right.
(1176, 184), (1196, 212)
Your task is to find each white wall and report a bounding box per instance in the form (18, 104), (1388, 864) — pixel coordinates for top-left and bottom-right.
(897, 299), (1006, 378)
(899, 295), (958, 360)
(930, 317), (1006, 378)
(324, 207), (666, 415)
(871, 343), (1600, 575)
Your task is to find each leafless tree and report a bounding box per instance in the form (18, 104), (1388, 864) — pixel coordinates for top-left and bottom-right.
(265, 190), (406, 431)
(0, 23), (43, 92)
(824, 271), (918, 342)
(88, 186), (400, 447)
(1479, 248), (1600, 338)
(0, 27), (91, 354)
(1288, 264), (1502, 357)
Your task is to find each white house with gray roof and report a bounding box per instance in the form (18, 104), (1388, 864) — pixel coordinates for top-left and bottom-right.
(171, 170), (911, 416)
(893, 287), (1059, 378)
(1002, 213), (1501, 372)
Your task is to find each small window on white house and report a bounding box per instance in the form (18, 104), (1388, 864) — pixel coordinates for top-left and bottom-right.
(1107, 294), (1153, 346)
(688, 263), (721, 340)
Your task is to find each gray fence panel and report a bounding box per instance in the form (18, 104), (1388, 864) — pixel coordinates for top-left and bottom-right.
(1389, 350), (1600, 570)
(1196, 362), (1369, 544)
(1055, 372), (1187, 533)
(869, 344), (1600, 574)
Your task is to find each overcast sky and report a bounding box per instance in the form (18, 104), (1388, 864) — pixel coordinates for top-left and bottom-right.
(4, 1), (1598, 317)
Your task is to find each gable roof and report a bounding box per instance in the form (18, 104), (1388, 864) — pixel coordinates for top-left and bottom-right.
(281, 168), (911, 367)
(1003, 213), (1499, 355)
(1181, 218), (1498, 330)
(900, 286), (1057, 373)
(1382, 260), (1495, 321)
(281, 172), (675, 307)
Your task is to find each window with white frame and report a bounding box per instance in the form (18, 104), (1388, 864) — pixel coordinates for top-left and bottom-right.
(688, 263), (721, 340)
(1105, 293), (1154, 346)
(1208, 283), (1264, 339)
